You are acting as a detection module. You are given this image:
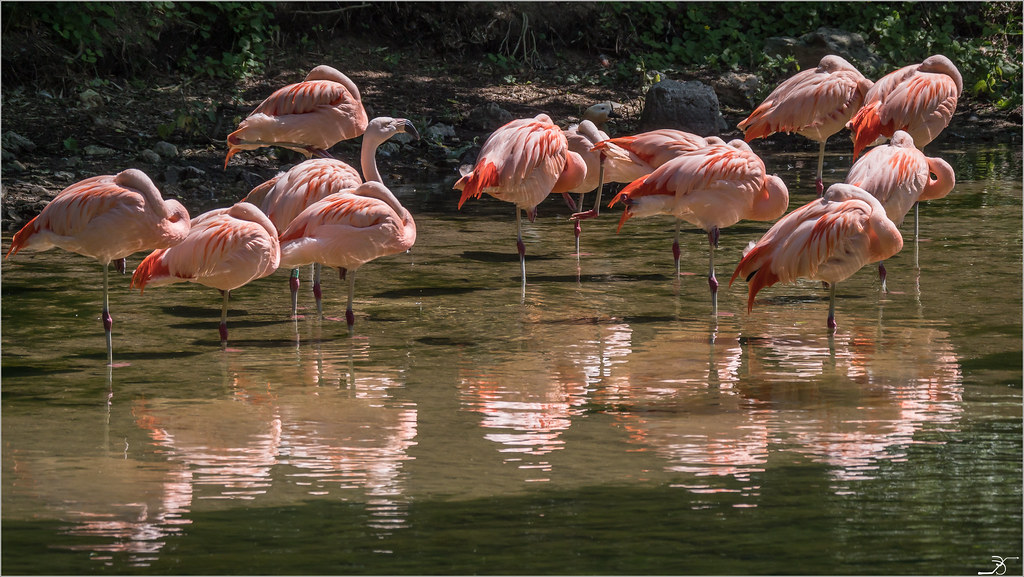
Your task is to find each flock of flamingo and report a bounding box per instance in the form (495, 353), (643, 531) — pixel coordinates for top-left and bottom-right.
(5, 54), (961, 364)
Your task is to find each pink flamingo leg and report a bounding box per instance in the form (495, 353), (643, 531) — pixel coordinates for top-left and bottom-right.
(672, 220), (682, 276)
(102, 262), (113, 366)
(312, 263), (323, 318)
(708, 227), (720, 315)
(219, 290), (230, 346)
(343, 268), (355, 332)
(878, 261), (888, 293)
(289, 268), (300, 317)
(827, 283), (838, 331)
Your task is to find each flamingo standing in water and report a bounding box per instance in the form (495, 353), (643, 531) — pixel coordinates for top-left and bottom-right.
(277, 180), (417, 331)
(225, 65), (368, 166)
(730, 183), (903, 331)
(609, 140), (790, 314)
(845, 130), (955, 288)
(243, 117), (419, 315)
(6, 169), (190, 365)
(738, 55), (873, 196)
(454, 114), (586, 297)
(846, 54), (962, 160)
(131, 202), (280, 347)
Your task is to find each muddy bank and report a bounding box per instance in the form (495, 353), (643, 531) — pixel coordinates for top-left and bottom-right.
(2, 48), (1019, 230)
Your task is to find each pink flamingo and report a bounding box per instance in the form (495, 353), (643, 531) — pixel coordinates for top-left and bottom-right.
(564, 119), (609, 255)
(277, 180), (416, 330)
(609, 140), (790, 314)
(454, 114), (586, 296)
(730, 183), (904, 330)
(131, 202), (280, 347)
(571, 128), (723, 226)
(6, 169), (190, 365)
(738, 55), (873, 196)
(243, 117), (419, 315)
(845, 130), (955, 287)
(225, 65), (368, 167)
(846, 54), (962, 159)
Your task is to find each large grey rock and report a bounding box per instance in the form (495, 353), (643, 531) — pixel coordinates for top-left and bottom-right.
(640, 79), (728, 135)
(765, 27), (885, 75)
(711, 72), (761, 109)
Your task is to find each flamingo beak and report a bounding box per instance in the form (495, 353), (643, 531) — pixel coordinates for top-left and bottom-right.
(224, 147), (240, 170)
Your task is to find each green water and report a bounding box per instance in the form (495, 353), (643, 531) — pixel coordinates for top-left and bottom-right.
(2, 143), (1021, 575)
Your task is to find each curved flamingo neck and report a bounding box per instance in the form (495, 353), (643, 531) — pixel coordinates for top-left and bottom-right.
(921, 157), (955, 201)
(360, 129), (387, 184)
(116, 169), (171, 218)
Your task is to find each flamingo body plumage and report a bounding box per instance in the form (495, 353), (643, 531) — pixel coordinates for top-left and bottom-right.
(738, 55), (873, 195)
(6, 168), (190, 365)
(225, 65), (369, 166)
(846, 54), (962, 158)
(132, 202), (280, 345)
(278, 180), (416, 328)
(730, 183), (904, 329)
(845, 130), (955, 287)
(610, 140), (790, 313)
(454, 114), (586, 294)
(243, 117), (419, 315)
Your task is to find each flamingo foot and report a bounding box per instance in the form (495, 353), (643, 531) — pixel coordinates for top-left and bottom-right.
(561, 193), (578, 212)
(574, 219), (582, 239)
(289, 270), (300, 315)
(102, 310), (113, 333)
(570, 209), (600, 221)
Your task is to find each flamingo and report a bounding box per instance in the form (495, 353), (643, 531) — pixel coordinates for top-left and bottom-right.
(6, 169), (190, 365)
(454, 114), (586, 297)
(730, 183), (904, 330)
(738, 55), (873, 196)
(609, 140), (790, 314)
(846, 54), (962, 159)
(131, 202), (280, 347)
(277, 180), (417, 331)
(576, 128), (725, 225)
(564, 119), (609, 255)
(243, 117), (419, 315)
(225, 65), (369, 167)
(845, 130), (955, 288)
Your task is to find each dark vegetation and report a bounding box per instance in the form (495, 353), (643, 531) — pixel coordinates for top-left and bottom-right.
(2, 2), (1021, 225)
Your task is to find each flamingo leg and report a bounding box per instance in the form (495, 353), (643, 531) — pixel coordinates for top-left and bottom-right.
(516, 208), (527, 290)
(115, 258), (126, 275)
(571, 152), (606, 222)
(878, 261), (888, 293)
(102, 261), (113, 367)
(827, 283), (838, 331)
(312, 263), (323, 318)
(708, 227), (720, 316)
(816, 140), (826, 197)
(289, 268), (300, 317)
(344, 269), (356, 332)
(913, 201), (920, 270)
(219, 290), (230, 346)
(673, 220), (682, 276)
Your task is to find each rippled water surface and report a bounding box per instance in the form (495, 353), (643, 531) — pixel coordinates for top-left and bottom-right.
(2, 143), (1021, 575)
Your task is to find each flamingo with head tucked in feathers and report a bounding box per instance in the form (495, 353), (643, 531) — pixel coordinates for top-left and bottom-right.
(738, 55), (873, 196)
(730, 183), (903, 331)
(6, 169), (190, 365)
(131, 202), (280, 347)
(243, 117), (419, 316)
(609, 140), (790, 314)
(454, 114), (586, 298)
(225, 65), (368, 167)
(277, 180), (417, 331)
(844, 130), (955, 288)
(846, 54), (962, 159)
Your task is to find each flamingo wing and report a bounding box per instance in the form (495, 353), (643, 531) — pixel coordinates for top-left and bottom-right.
(252, 80), (359, 117)
(278, 193), (403, 270)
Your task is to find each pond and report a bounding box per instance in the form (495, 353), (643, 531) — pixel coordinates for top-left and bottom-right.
(2, 141), (1021, 575)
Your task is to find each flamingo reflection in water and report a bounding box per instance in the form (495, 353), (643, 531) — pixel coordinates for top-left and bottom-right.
(739, 321), (963, 482)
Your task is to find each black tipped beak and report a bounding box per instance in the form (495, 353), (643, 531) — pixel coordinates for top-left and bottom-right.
(401, 119), (420, 141)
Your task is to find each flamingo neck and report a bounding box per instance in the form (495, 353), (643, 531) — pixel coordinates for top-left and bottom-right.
(921, 157), (955, 201)
(360, 134), (384, 184)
